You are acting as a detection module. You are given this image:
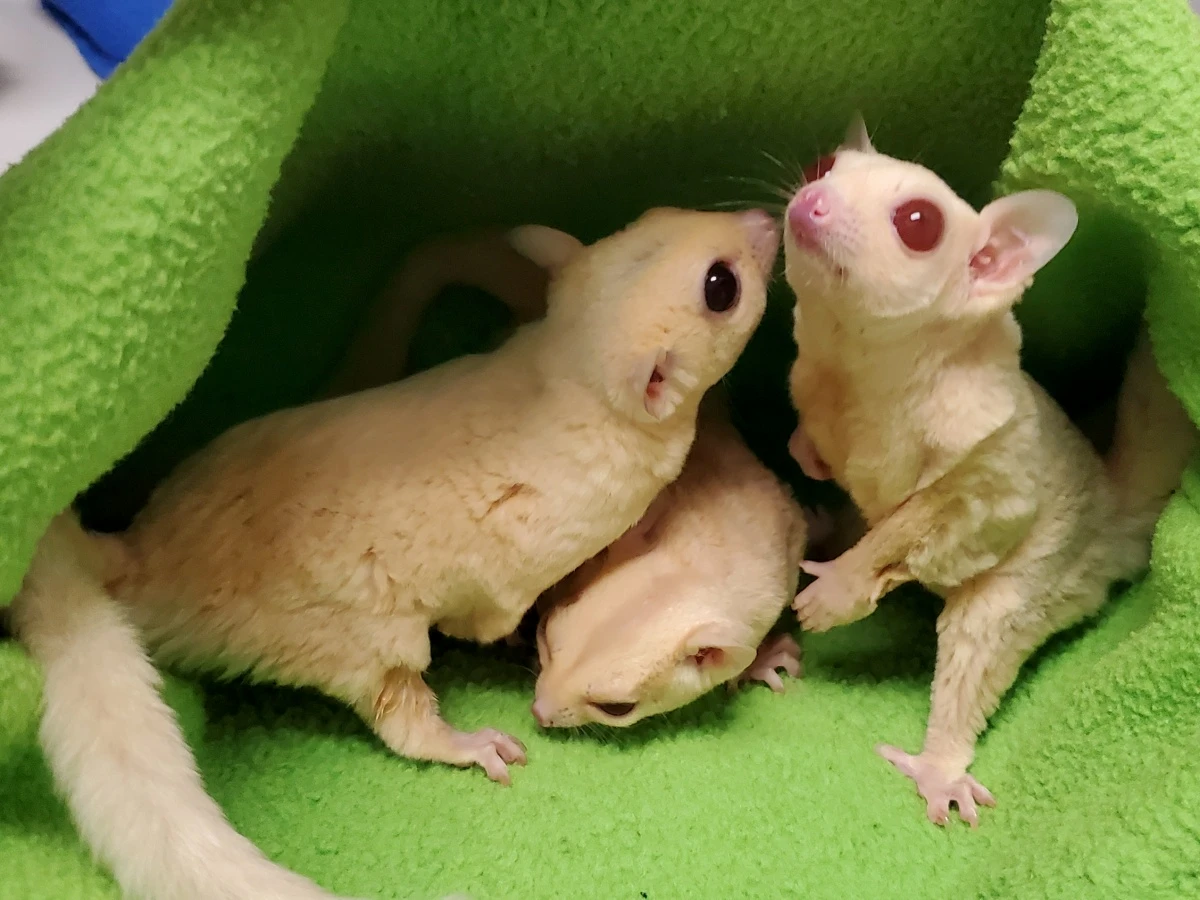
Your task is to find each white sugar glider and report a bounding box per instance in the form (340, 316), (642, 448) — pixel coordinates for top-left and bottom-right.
(9, 206), (778, 900)
(531, 386), (809, 729)
(323, 223), (811, 728)
(781, 115), (1197, 828)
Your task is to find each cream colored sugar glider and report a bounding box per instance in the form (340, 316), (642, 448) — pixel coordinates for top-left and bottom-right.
(531, 386), (808, 729)
(10, 206), (778, 900)
(782, 116), (1197, 827)
(323, 221), (809, 728)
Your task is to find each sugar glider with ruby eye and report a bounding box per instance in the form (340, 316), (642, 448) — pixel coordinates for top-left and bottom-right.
(530, 387), (808, 729)
(9, 207), (778, 899)
(781, 115), (1196, 827)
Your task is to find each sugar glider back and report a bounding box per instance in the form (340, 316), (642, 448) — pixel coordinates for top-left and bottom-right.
(10, 206), (779, 900)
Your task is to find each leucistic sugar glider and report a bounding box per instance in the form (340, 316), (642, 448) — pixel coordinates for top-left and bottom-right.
(9, 207), (778, 899)
(531, 386), (809, 729)
(327, 224), (809, 726)
(781, 115), (1197, 826)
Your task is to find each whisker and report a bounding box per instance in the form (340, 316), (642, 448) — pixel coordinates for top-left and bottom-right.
(717, 174), (797, 201)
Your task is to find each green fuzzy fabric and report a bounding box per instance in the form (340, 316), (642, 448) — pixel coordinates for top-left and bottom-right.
(2, 0), (1200, 897)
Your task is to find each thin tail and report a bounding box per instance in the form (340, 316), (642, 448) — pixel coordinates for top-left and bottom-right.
(1105, 328), (1198, 564)
(9, 511), (358, 900)
(322, 229), (552, 398)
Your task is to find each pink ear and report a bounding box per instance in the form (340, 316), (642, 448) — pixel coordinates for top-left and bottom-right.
(680, 620), (755, 671)
(507, 224), (583, 273)
(689, 646), (727, 668)
(967, 190), (1077, 310)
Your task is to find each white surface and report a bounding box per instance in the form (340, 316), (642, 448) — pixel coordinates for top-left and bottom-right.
(0, 0), (99, 176)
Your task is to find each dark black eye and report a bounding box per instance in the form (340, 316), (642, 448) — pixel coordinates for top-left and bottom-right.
(589, 701), (637, 718)
(703, 262), (740, 312)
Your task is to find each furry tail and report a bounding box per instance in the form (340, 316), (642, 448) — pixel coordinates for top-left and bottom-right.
(9, 512), (357, 900)
(1105, 329), (1198, 567)
(322, 229), (553, 398)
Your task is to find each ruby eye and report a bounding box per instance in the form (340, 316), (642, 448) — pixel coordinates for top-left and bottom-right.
(892, 199), (944, 252)
(802, 154), (837, 185)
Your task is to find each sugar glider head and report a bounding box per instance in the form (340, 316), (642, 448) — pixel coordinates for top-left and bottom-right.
(530, 557), (759, 728)
(528, 208), (778, 423)
(783, 114), (1078, 335)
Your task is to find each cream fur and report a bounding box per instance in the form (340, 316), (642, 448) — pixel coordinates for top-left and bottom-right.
(330, 221), (805, 730)
(10, 514), (360, 900)
(783, 121), (1197, 826)
(532, 389), (808, 728)
(20, 203), (776, 786)
(10, 207), (775, 898)
(116, 206), (775, 783)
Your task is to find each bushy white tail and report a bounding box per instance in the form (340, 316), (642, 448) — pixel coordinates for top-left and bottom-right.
(10, 512), (358, 900)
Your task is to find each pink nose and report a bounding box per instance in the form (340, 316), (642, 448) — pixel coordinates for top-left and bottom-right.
(531, 698), (551, 727)
(787, 185), (833, 243)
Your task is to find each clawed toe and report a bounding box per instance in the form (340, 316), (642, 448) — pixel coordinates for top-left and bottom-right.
(877, 744), (995, 828)
(489, 731), (528, 766)
(740, 634), (804, 692)
(454, 728), (528, 784)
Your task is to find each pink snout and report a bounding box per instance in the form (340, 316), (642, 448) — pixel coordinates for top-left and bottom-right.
(787, 184), (835, 247)
(531, 698), (552, 727)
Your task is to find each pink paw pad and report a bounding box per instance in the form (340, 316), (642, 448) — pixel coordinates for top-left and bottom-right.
(877, 744), (996, 828)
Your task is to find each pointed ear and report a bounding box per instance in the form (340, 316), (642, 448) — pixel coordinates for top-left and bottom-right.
(839, 112), (875, 154)
(966, 190), (1077, 312)
(679, 620), (755, 673)
(507, 225), (584, 273)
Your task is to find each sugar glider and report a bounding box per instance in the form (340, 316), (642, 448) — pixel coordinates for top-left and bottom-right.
(9, 206), (779, 899)
(781, 116), (1197, 827)
(327, 223), (809, 728)
(531, 386), (809, 728)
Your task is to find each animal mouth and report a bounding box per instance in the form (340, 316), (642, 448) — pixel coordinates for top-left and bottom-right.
(788, 233), (846, 279)
(642, 349), (674, 415)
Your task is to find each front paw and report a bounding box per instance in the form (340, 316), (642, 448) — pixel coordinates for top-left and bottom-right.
(737, 633), (803, 692)
(450, 729), (528, 785)
(877, 745), (995, 828)
(792, 559), (876, 632)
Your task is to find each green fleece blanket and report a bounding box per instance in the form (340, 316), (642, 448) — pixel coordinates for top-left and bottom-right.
(3, 0), (1200, 897)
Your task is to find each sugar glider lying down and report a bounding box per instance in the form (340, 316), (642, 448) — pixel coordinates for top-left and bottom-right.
(10, 206), (779, 900)
(782, 116), (1197, 827)
(531, 387), (809, 728)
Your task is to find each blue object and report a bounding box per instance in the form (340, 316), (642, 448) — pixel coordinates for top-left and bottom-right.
(42, 0), (174, 79)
